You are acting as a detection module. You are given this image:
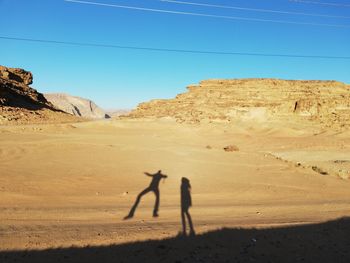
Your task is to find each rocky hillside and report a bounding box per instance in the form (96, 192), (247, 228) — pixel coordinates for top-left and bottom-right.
(1, 65), (48, 109)
(0, 65), (78, 124)
(128, 79), (350, 129)
(44, 93), (110, 119)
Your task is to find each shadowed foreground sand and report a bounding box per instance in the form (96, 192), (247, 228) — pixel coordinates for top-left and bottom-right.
(1, 119), (350, 261)
(1, 217), (350, 263)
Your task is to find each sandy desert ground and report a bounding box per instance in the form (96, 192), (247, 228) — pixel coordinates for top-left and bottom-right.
(1, 118), (350, 262)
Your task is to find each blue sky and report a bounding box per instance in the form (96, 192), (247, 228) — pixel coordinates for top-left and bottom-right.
(0, 0), (349, 109)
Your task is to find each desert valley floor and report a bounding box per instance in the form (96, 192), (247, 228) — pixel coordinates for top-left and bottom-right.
(1, 118), (350, 257)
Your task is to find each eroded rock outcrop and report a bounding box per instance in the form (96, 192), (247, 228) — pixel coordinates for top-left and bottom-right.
(0, 66), (48, 109)
(0, 65), (78, 124)
(128, 79), (350, 129)
(44, 93), (109, 119)
(0, 65), (33, 85)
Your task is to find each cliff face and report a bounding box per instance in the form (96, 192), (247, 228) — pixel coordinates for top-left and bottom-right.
(128, 79), (350, 129)
(0, 65), (77, 124)
(0, 65), (33, 86)
(44, 93), (110, 119)
(0, 66), (50, 109)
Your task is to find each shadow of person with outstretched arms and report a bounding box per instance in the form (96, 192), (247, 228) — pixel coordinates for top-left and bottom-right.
(180, 177), (195, 236)
(124, 170), (168, 220)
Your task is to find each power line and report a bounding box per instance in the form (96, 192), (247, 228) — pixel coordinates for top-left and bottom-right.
(1, 35), (350, 60)
(160, 0), (350, 19)
(289, 0), (350, 8)
(64, 0), (350, 28)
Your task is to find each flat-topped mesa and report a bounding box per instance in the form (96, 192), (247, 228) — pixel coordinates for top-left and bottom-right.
(128, 78), (350, 128)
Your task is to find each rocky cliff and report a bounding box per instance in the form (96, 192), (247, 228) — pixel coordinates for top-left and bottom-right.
(0, 65), (33, 86)
(44, 93), (109, 119)
(128, 79), (350, 129)
(0, 65), (77, 124)
(0, 66), (49, 109)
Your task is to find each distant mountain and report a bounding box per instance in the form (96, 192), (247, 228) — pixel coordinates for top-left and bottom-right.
(44, 93), (110, 119)
(106, 109), (131, 118)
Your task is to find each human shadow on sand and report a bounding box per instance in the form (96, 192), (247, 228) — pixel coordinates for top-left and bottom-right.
(2, 217), (350, 263)
(180, 177), (195, 236)
(124, 170), (167, 219)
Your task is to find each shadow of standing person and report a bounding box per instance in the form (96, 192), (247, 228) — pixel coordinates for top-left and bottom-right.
(181, 177), (195, 236)
(124, 170), (167, 220)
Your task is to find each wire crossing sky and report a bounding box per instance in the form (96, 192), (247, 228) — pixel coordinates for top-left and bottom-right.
(64, 0), (350, 28)
(0, 0), (349, 109)
(160, 0), (350, 19)
(1, 35), (350, 60)
(289, 0), (350, 8)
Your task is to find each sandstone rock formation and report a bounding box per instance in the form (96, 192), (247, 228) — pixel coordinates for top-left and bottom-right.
(0, 65), (78, 124)
(44, 93), (110, 119)
(128, 79), (350, 129)
(0, 66), (47, 108)
(0, 65), (33, 85)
